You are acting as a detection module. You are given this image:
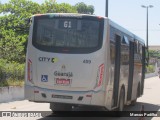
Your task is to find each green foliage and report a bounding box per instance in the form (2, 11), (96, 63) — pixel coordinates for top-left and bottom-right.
(0, 59), (25, 82)
(149, 50), (160, 58)
(41, 0), (77, 13)
(0, 79), (24, 87)
(0, 0), (41, 63)
(0, 0), (93, 64)
(87, 5), (94, 15)
(75, 2), (94, 14)
(0, 0), (94, 86)
(58, 3), (77, 13)
(146, 65), (155, 73)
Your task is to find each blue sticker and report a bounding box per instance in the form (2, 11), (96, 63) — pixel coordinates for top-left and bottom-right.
(41, 75), (48, 82)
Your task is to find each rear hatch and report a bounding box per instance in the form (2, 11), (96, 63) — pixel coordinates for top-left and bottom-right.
(31, 13), (104, 91)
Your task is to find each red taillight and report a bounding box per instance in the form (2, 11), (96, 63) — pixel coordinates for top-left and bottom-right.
(97, 16), (103, 19)
(34, 90), (39, 93)
(86, 95), (92, 97)
(95, 64), (105, 88)
(27, 59), (33, 83)
(35, 14), (43, 16)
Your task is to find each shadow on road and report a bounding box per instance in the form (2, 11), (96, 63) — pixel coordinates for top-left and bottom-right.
(38, 102), (160, 120)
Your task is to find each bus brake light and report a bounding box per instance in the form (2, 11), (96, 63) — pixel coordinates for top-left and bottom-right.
(96, 64), (105, 88)
(28, 59), (33, 83)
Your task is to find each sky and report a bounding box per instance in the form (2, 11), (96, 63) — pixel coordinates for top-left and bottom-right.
(1, 0), (160, 45)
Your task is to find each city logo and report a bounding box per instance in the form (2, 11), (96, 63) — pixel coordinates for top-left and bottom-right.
(39, 57), (58, 63)
(54, 71), (73, 78)
(41, 75), (48, 82)
(61, 65), (66, 71)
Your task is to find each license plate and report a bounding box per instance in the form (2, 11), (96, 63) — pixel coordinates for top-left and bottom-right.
(52, 95), (73, 99)
(55, 78), (71, 86)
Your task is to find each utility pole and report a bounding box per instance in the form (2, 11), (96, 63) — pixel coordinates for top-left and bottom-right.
(105, 0), (108, 17)
(141, 5), (153, 64)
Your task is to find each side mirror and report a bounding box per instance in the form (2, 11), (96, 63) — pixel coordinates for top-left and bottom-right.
(25, 18), (32, 25)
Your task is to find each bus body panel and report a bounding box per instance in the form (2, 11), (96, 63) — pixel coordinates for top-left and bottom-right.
(25, 13), (145, 110)
(25, 15), (107, 106)
(25, 45), (107, 106)
(36, 51), (102, 91)
(37, 52), (94, 89)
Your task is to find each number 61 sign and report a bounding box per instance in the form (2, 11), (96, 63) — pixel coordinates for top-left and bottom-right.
(64, 21), (71, 28)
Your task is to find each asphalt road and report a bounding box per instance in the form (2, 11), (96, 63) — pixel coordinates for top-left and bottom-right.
(0, 76), (160, 120)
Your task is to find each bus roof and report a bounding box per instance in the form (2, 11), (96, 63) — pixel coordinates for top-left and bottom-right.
(108, 18), (145, 45)
(32, 13), (104, 19)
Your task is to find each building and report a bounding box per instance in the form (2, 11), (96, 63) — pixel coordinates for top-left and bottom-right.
(149, 45), (160, 51)
(149, 45), (160, 72)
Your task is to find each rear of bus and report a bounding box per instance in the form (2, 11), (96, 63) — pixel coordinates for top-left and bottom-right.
(25, 13), (107, 108)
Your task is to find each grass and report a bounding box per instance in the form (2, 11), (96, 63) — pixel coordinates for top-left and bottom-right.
(0, 79), (24, 87)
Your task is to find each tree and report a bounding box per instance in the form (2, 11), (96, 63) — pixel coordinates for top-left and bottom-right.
(0, 0), (41, 63)
(0, 0), (77, 63)
(41, 0), (77, 13)
(0, 0), (94, 63)
(149, 50), (160, 58)
(87, 5), (94, 15)
(58, 3), (77, 13)
(75, 2), (94, 14)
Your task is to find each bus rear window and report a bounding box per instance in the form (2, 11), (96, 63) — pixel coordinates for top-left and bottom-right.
(32, 16), (104, 53)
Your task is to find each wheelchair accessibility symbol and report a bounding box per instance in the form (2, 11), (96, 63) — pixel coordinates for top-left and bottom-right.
(41, 75), (48, 82)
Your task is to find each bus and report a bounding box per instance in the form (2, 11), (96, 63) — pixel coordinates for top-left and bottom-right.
(25, 13), (146, 112)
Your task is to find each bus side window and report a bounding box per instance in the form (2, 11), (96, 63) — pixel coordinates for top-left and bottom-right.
(121, 36), (129, 65)
(139, 44), (143, 62)
(110, 42), (115, 64)
(134, 41), (138, 54)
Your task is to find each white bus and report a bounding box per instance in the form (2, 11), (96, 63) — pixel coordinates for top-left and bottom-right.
(25, 13), (146, 112)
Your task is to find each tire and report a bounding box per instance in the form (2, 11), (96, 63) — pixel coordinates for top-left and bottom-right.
(50, 103), (72, 113)
(118, 88), (125, 111)
(137, 83), (141, 98)
(131, 99), (137, 106)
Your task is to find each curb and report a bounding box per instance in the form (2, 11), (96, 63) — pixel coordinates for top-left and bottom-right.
(145, 73), (157, 79)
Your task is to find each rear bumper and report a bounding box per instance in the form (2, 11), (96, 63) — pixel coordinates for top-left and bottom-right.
(25, 85), (105, 106)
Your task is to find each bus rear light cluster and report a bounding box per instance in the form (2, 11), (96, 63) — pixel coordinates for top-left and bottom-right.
(86, 95), (92, 97)
(34, 90), (39, 93)
(95, 64), (105, 89)
(27, 59), (33, 84)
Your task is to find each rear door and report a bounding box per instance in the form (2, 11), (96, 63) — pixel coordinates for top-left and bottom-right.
(127, 41), (134, 101)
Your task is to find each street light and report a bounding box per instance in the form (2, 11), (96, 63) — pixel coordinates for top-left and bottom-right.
(141, 5), (153, 64)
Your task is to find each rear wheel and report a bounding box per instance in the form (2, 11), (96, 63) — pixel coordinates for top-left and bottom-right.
(131, 99), (137, 106)
(50, 103), (72, 113)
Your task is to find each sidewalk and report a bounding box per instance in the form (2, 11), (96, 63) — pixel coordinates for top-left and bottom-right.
(138, 76), (160, 105)
(138, 76), (160, 120)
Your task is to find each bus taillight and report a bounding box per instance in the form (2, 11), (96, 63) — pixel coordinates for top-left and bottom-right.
(28, 59), (33, 83)
(95, 64), (105, 88)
